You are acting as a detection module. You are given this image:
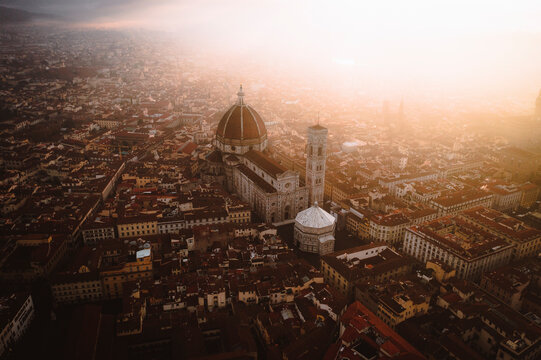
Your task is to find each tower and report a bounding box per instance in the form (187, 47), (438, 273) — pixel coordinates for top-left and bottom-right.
(306, 123), (328, 205)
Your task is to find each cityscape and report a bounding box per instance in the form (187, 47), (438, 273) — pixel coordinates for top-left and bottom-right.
(0, 1), (541, 360)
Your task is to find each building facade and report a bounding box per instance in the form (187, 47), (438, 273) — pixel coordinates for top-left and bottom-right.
(0, 293), (34, 357)
(82, 222), (116, 245)
(430, 189), (493, 216)
(321, 244), (411, 299)
(232, 150), (308, 224)
(403, 217), (515, 281)
(51, 273), (103, 304)
(101, 247), (153, 299)
(369, 213), (410, 246)
(117, 216), (158, 238)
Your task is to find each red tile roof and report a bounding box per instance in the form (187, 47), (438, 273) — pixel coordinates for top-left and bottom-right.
(327, 301), (425, 360)
(216, 103), (266, 141)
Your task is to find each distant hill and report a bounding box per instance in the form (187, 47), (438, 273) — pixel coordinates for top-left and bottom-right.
(0, 6), (34, 22)
(0, 1), (107, 21)
(0, 5), (57, 23)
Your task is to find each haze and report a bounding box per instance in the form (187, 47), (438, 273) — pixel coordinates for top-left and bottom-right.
(3, 0), (541, 107)
(3, 1), (541, 359)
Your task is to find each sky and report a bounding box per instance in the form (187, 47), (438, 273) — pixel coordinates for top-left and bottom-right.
(4, 0), (541, 105)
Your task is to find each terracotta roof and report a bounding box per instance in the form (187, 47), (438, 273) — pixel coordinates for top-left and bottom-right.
(432, 189), (491, 208)
(216, 103), (266, 141)
(181, 142), (198, 155)
(460, 206), (540, 243)
(236, 164), (276, 193)
(115, 131), (149, 140)
(332, 301), (425, 359)
(206, 150), (223, 163)
(244, 150), (287, 178)
(309, 124), (327, 131)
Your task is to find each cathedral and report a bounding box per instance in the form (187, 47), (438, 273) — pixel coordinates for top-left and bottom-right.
(205, 86), (328, 226)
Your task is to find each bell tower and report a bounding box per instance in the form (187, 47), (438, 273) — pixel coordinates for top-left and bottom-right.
(306, 123), (328, 205)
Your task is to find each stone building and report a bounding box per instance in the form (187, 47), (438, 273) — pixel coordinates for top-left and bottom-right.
(206, 86), (331, 225)
(403, 216), (515, 281)
(294, 202), (336, 255)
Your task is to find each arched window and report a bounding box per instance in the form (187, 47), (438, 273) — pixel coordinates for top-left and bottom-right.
(284, 205), (291, 220)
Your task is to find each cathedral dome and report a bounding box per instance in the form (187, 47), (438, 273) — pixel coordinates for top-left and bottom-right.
(215, 86), (267, 154)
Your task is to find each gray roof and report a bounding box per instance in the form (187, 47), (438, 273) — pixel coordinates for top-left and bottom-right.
(295, 203), (335, 229)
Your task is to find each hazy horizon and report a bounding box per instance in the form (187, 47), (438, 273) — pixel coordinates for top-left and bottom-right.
(3, 0), (541, 109)
(2, 3), (541, 359)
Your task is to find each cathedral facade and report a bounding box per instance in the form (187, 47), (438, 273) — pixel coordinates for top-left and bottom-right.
(206, 86), (328, 225)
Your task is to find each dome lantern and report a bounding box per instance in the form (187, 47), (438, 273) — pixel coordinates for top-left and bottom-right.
(237, 84), (245, 105)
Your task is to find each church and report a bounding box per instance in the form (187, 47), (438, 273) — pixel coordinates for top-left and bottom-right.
(205, 86), (328, 226)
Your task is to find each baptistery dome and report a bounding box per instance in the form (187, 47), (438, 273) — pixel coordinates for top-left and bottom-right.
(215, 85), (267, 154)
(295, 202), (336, 232)
(294, 202), (336, 256)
